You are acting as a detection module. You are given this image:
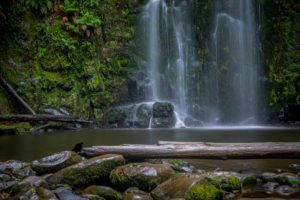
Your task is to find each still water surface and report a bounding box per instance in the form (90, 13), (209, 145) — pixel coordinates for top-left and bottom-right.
(0, 127), (299, 171)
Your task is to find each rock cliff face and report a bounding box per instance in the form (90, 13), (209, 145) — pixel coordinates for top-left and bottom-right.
(0, 0), (299, 123)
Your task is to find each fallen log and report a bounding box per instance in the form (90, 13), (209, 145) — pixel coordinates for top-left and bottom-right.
(0, 76), (36, 115)
(0, 114), (92, 125)
(82, 142), (300, 160)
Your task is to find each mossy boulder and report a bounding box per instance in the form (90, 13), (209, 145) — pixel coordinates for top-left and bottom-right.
(151, 173), (204, 200)
(123, 187), (153, 200)
(49, 154), (125, 187)
(151, 102), (176, 128)
(110, 162), (175, 192)
(135, 103), (152, 128)
(32, 151), (82, 174)
(184, 182), (223, 200)
(83, 185), (122, 200)
(0, 123), (32, 136)
(261, 172), (300, 186)
(242, 176), (257, 186)
(207, 175), (242, 191)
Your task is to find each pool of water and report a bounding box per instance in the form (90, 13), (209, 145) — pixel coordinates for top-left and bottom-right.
(0, 126), (299, 171)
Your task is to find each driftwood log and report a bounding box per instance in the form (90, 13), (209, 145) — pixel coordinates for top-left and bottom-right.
(83, 141), (300, 159)
(0, 76), (36, 115)
(0, 114), (92, 125)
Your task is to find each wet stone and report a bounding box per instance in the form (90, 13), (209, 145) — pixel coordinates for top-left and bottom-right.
(275, 185), (299, 197)
(110, 162), (175, 192)
(49, 154), (125, 187)
(55, 187), (88, 200)
(123, 187), (153, 200)
(263, 182), (279, 194)
(32, 151), (82, 174)
(151, 173), (204, 200)
(83, 185), (122, 200)
(0, 160), (29, 172)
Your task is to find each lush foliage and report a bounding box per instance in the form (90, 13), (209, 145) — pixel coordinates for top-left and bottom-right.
(0, 0), (140, 119)
(261, 0), (300, 108)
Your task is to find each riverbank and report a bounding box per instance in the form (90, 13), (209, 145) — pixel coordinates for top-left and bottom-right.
(0, 149), (300, 199)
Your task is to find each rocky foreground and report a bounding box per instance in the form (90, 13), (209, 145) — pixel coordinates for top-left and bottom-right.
(0, 151), (300, 200)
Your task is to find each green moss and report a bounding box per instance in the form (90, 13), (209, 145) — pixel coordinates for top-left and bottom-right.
(290, 179), (300, 186)
(207, 176), (241, 191)
(169, 159), (184, 166)
(84, 186), (122, 200)
(0, 0), (140, 121)
(242, 176), (257, 186)
(49, 155), (125, 188)
(110, 163), (175, 192)
(0, 123), (32, 136)
(184, 182), (223, 200)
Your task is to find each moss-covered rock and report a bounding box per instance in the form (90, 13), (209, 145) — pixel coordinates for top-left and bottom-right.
(10, 176), (48, 197)
(207, 175), (241, 191)
(151, 102), (176, 128)
(32, 151), (82, 175)
(151, 173), (204, 200)
(184, 182), (223, 200)
(110, 162), (175, 192)
(242, 176), (257, 186)
(0, 123), (32, 136)
(83, 185), (122, 200)
(261, 172), (300, 186)
(49, 154), (125, 187)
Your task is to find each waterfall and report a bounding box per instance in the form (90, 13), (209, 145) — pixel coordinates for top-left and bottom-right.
(139, 0), (199, 122)
(135, 0), (261, 127)
(209, 0), (260, 124)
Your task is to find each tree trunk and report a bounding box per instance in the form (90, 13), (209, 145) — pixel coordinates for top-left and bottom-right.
(0, 76), (36, 115)
(82, 142), (300, 159)
(0, 114), (92, 125)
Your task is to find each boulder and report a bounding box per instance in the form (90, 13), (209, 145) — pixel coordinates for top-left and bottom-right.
(32, 151), (82, 174)
(261, 172), (300, 186)
(134, 104), (152, 128)
(49, 154), (125, 187)
(83, 185), (122, 200)
(151, 173), (204, 199)
(0, 160), (35, 178)
(275, 185), (300, 197)
(110, 162), (175, 191)
(151, 102), (176, 128)
(0, 160), (29, 172)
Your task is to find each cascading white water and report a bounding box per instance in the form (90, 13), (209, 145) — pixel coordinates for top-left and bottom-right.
(209, 1), (260, 124)
(136, 0), (261, 127)
(140, 0), (198, 123)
